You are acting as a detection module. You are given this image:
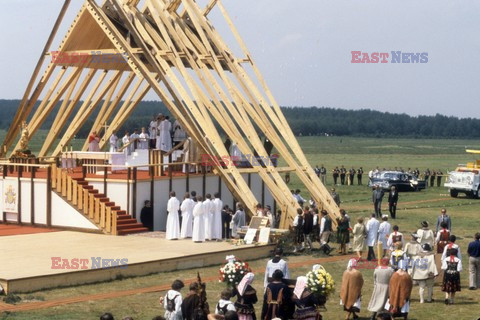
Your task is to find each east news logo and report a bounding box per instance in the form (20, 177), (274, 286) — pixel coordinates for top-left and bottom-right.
(351, 51), (428, 63)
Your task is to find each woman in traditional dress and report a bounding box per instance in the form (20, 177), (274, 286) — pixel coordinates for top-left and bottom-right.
(337, 210), (350, 255)
(233, 273), (258, 320)
(368, 258), (394, 320)
(441, 237), (462, 305)
(340, 258), (364, 320)
(292, 276), (322, 320)
(352, 217), (366, 259)
(261, 269), (290, 320)
(434, 221), (450, 285)
(416, 221), (434, 247)
(264, 247), (290, 288)
(390, 242), (407, 271)
(386, 260), (412, 319)
(180, 192), (195, 238)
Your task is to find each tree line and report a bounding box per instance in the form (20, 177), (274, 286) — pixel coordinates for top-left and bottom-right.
(0, 99), (479, 139)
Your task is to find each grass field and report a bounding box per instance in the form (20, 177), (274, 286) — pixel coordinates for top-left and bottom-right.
(1, 136), (480, 320)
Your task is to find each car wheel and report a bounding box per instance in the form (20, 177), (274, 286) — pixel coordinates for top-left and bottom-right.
(450, 189), (458, 198)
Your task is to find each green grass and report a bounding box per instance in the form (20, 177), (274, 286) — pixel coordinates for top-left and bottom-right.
(1, 136), (480, 319)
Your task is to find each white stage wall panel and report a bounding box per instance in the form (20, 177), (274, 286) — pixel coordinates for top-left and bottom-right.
(33, 181), (47, 225)
(51, 193), (98, 230)
(20, 180), (31, 224)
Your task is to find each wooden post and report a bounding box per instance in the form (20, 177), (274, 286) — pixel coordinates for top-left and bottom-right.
(186, 164), (190, 192)
(46, 166), (52, 227)
(127, 167), (131, 215)
(168, 164), (173, 192)
(18, 166), (23, 225)
(31, 166), (36, 225)
(103, 164), (108, 196)
(132, 167), (137, 218)
(150, 165), (154, 212)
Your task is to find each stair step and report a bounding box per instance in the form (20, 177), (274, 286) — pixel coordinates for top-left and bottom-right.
(117, 223), (144, 230)
(82, 185), (93, 190)
(93, 193), (105, 198)
(116, 210), (127, 215)
(117, 227), (149, 235)
(105, 202), (115, 207)
(117, 215), (132, 220)
(73, 178), (85, 182)
(88, 189), (99, 194)
(117, 218), (139, 225)
(99, 198), (110, 203)
(111, 206), (121, 211)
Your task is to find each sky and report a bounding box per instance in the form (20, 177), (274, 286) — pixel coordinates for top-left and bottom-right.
(0, 0), (479, 118)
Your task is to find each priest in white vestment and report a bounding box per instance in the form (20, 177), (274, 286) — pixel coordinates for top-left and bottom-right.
(166, 191), (180, 240)
(129, 130), (140, 153)
(122, 132), (130, 156)
(203, 194), (214, 240)
(157, 116), (172, 151)
(172, 119), (187, 145)
(180, 192), (195, 238)
(183, 137), (198, 173)
(138, 127), (149, 149)
(149, 115), (158, 149)
(109, 132), (118, 152)
(212, 193), (223, 241)
(192, 196), (205, 242)
(88, 131), (100, 151)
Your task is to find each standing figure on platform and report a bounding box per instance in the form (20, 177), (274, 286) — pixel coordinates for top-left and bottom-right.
(212, 192), (223, 241)
(109, 131), (118, 152)
(88, 131), (100, 151)
(192, 195), (205, 242)
(138, 127), (149, 149)
(263, 247), (290, 288)
(180, 192), (195, 238)
(149, 114), (158, 149)
(183, 137), (198, 173)
(158, 115), (172, 152)
(122, 131), (130, 156)
(340, 259), (364, 320)
(129, 129), (139, 152)
(232, 203), (246, 238)
(166, 191), (180, 240)
(221, 205), (233, 239)
(203, 194), (214, 241)
(173, 119), (187, 147)
(140, 200), (153, 231)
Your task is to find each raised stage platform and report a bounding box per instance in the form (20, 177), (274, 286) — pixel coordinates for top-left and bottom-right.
(0, 231), (274, 293)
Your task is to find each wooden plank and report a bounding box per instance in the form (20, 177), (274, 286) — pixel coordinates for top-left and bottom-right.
(72, 180), (78, 205)
(61, 170), (67, 197)
(67, 175), (72, 201)
(100, 202), (106, 228)
(106, 206), (112, 233)
(89, 193), (95, 219)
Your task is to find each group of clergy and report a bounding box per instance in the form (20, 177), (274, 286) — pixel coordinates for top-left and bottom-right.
(165, 191), (247, 242)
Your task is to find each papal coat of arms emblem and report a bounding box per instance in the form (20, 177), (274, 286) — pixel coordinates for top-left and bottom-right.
(5, 185), (16, 206)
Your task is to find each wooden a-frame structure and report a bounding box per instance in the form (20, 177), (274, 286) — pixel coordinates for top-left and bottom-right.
(0, 0), (341, 227)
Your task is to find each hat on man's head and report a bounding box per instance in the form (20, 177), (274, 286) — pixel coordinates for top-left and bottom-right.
(421, 221), (429, 228)
(411, 233), (419, 239)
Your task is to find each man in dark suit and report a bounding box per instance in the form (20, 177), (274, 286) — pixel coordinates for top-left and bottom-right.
(357, 167), (364, 185)
(388, 186), (399, 219)
(436, 208), (452, 234)
(340, 165), (346, 185)
(372, 185), (385, 218)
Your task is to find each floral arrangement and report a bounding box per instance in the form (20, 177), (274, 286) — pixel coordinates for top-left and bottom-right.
(306, 266), (335, 303)
(218, 255), (251, 286)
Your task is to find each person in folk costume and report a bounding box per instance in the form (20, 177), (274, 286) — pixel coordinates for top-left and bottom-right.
(366, 213), (380, 261)
(390, 242), (407, 272)
(157, 115), (172, 152)
(377, 215), (391, 258)
(173, 119), (187, 147)
(261, 269), (291, 320)
(434, 221), (450, 284)
(318, 210), (333, 255)
(182, 274), (210, 320)
(232, 203), (246, 238)
(233, 272), (258, 320)
(352, 217), (366, 259)
(293, 208), (305, 253)
(441, 235), (462, 262)
(215, 288), (236, 315)
(166, 191), (180, 240)
(109, 131), (118, 152)
(441, 237), (463, 305)
(211, 193), (223, 241)
(180, 192), (195, 238)
(404, 233), (421, 259)
(367, 258), (394, 320)
(192, 195), (205, 243)
(336, 209), (350, 255)
(122, 131), (130, 156)
(386, 259), (413, 319)
(88, 131), (100, 151)
(203, 194), (214, 241)
(162, 279), (185, 320)
(149, 114), (158, 149)
(292, 276), (322, 320)
(340, 258), (364, 320)
(138, 127), (149, 149)
(409, 243), (438, 304)
(416, 221), (435, 248)
(386, 225), (404, 253)
(303, 207), (314, 250)
(129, 129), (140, 152)
(264, 205), (274, 228)
(264, 247), (290, 288)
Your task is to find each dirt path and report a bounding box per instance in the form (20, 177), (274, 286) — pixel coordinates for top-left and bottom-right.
(0, 254), (353, 313)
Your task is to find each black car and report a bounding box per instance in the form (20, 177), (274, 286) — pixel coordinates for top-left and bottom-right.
(368, 171), (426, 192)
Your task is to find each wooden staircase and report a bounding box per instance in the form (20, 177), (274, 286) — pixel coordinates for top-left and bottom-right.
(53, 167), (148, 235)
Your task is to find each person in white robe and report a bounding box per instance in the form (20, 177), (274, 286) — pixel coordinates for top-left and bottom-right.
(109, 131), (118, 153)
(366, 213), (380, 261)
(149, 115), (158, 149)
(138, 127), (149, 149)
(166, 191), (180, 240)
(183, 137), (198, 173)
(203, 194), (214, 240)
(378, 215), (391, 258)
(264, 247), (290, 287)
(122, 132), (130, 156)
(212, 192), (223, 241)
(232, 203), (246, 238)
(192, 196), (205, 242)
(129, 129), (140, 153)
(180, 192), (195, 238)
(157, 116), (172, 152)
(172, 119), (187, 145)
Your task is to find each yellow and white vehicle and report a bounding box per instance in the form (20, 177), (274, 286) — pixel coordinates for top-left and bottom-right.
(444, 149), (480, 198)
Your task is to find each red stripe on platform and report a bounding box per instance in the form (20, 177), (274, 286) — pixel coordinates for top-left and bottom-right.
(0, 224), (58, 236)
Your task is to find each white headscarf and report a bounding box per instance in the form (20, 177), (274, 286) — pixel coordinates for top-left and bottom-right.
(293, 276), (308, 299)
(347, 258), (358, 271)
(238, 272), (254, 296)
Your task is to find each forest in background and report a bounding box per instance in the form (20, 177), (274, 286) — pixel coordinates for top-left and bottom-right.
(1, 99), (479, 139)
